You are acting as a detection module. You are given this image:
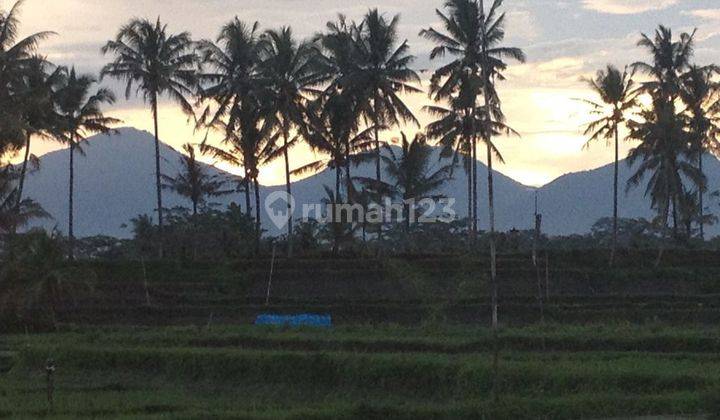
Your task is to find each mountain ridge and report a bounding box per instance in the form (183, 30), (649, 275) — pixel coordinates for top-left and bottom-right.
(19, 127), (720, 238)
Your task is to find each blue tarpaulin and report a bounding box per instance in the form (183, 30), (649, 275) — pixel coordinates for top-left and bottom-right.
(255, 314), (332, 327)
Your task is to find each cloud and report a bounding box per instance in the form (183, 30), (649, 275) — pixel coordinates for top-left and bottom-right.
(683, 9), (720, 21)
(582, 0), (679, 15)
(506, 10), (540, 42)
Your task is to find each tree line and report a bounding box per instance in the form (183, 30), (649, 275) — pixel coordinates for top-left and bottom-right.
(1, 0), (719, 275)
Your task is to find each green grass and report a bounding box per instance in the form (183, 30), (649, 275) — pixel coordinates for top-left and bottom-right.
(1, 324), (717, 419)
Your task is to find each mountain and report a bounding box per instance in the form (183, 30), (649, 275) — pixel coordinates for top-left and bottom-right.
(22, 128), (223, 238)
(19, 127), (720, 238)
(538, 155), (720, 236)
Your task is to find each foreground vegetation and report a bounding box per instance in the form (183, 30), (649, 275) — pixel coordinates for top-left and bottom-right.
(1, 324), (719, 419)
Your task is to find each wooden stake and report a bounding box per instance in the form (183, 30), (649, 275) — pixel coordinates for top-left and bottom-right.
(545, 252), (550, 300)
(265, 243), (277, 306)
(45, 358), (55, 412)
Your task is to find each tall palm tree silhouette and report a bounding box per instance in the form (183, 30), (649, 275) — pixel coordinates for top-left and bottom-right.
(200, 119), (277, 255)
(259, 27), (321, 257)
(318, 12), (420, 186)
(0, 0), (55, 161)
(627, 100), (702, 251)
(13, 57), (63, 214)
(297, 92), (376, 201)
(581, 65), (637, 264)
(354, 10), (421, 184)
(629, 25), (697, 250)
(54, 68), (119, 260)
(102, 18), (199, 257)
(422, 0), (525, 329)
(425, 99), (512, 241)
(197, 19), (263, 217)
(680, 65), (720, 239)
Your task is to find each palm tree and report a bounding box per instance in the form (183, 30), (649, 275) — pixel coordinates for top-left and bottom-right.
(101, 18), (199, 257)
(13, 57), (63, 214)
(318, 12), (421, 185)
(353, 10), (421, 184)
(53, 67), (119, 260)
(680, 65), (720, 239)
(359, 132), (454, 230)
(476, 0), (525, 331)
(627, 98), (702, 252)
(629, 25), (698, 249)
(421, 0), (525, 329)
(200, 116), (277, 255)
(161, 143), (232, 216)
(0, 164), (47, 235)
(421, 0), (485, 239)
(162, 143), (232, 260)
(581, 65), (637, 263)
(0, 0), (55, 158)
(259, 27), (321, 257)
(296, 95), (375, 204)
(633, 26), (695, 103)
(197, 19), (263, 218)
(425, 99), (509, 240)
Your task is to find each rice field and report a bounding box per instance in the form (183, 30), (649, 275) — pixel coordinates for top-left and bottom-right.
(1, 324), (718, 419)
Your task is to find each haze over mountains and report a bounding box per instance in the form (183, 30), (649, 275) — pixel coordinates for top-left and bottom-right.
(21, 128), (720, 238)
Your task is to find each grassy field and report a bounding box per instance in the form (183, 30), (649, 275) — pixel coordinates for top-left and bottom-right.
(10, 253), (720, 330)
(2, 324), (718, 419)
(3, 252), (720, 418)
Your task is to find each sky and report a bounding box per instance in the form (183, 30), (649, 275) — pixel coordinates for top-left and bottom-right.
(8, 0), (720, 187)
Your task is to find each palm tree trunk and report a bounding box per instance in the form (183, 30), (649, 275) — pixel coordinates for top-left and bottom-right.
(191, 199), (198, 261)
(334, 166), (340, 256)
(374, 124), (381, 182)
(373, 100), (384, 245)
(373, 98), (382, 183)
(472, 134), (478, 243)
(466, 157), (472, 246)
(699, 150), (704, 240)
(152, 98), (164, 259)
(482, 84), (499, 330)
(610, 125), (619, 266)
(8, 132), (31, 237)
(672, 197), (678, 241)
(140, 256), (151, 306)
(345, 148), (352, 202)
(335, 166), (341, 206)
(244, 176), (252, 217)
(656, 204), (669, 267)
(254, 177), (261, 255)
(283, 124), (293, 258)
(404, 199), (411, 232)
(68, 141), (75, 261)
(15, 133), (32, 230)
(487, 142), (498, 330)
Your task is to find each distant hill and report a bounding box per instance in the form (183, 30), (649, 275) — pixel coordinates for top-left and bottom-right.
(20, 127), (720, 238)
(538, 155), (720, 236)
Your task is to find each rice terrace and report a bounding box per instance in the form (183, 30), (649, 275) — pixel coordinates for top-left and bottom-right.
(3, 0), (720, 419)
